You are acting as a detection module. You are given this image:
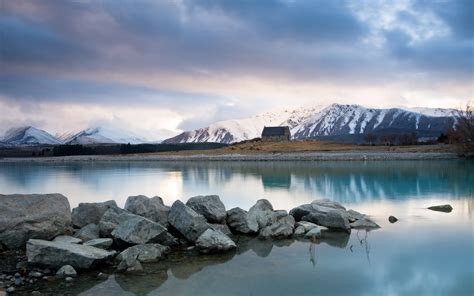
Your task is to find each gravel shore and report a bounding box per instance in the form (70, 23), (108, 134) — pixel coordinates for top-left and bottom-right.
(0, 151), (459, 162)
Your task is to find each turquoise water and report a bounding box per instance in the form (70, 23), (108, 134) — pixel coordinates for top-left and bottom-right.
(0, 160), (473, 296)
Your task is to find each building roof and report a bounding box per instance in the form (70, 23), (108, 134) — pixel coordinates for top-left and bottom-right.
(261, 126), (290, 137)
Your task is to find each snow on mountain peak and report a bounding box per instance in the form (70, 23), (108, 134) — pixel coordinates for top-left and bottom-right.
(1, 126), (63, 146)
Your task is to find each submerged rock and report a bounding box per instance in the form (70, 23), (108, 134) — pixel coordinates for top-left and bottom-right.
(186, 195), (227, 224)
(117, 244), (169, 263)
(117, 256), (143, 273)
(27, 239), (115, 269)
(226, 207), (259, 234)
(350, 217), (380, 229)
(304, 226), (326, 240)
(124, 195), (170, 226)
(56, 265), (77, 278)
(72, 200), (118, 228)
(196, 229), (236, 253)
(388, 216), (398, 223)
(427, 204), (453, 213)
(83, 238), (113, 250)
(168, 200), (210, 242)
(294, 226), (306, 236)
(0, 194), (71, 249)
(296, 221), (319, 232)
(74, 223), (100, 242)
(112, 214), (171, 245)
(53, 235), (82, 244)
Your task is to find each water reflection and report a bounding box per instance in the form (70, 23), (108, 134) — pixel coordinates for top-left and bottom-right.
(0, 160), (472, 209)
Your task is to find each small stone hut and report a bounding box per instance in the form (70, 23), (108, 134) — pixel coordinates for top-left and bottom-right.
(261, 126), (291, 141)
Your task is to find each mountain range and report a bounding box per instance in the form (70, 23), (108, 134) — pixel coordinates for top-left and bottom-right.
(0, 103), (457, 147)
(164, 103), (456, 144)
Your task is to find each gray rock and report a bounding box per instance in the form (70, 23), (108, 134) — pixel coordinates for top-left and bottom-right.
(28, 271), (43, 278)
(26, 239), (115, 269)
(83, 238), (113, 250)
(0, 194), (71, 249)
(117, 244), (169, 263)
(294, 226), (306, 236)
(196, 229), (236, 253)
(295, 221), (319, 232)
(388, 216), (398, 223)
(248, 199), (275, 229)
(116, 255), (143, 273)
(74, 224), (99, 242)
(312, 199), (346, 211)
(289, 204), (314, 221)
(98, 207), (129, 238)
(56, 265), (77, 278)
(112, 214), (171, 245)
(53, 236), (82, 244)
(302, 211), (351, 233)
(346, 209), (365, 222)
(6, 287), (15, 293)
(65, 276), (74, 282)
(427, 204), (453, 213)
(71, 200), (118, 228)
(304, 226), (327, 240)
(186, 195), (227, 224)
(226, 207), (258, 234)
(350, 217), (380, 229)
(209, 223), (233, 236)
(259, 214), (295, 239)
(124, 195), (170, 226)
(168, 200), (210, 242)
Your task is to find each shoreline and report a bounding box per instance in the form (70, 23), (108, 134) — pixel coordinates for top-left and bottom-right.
(0, 151), (460, 162)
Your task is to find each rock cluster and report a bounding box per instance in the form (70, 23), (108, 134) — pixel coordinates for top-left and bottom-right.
(0, 193), (380, 292)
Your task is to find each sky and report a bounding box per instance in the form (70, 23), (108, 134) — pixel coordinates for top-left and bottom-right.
(0, 0), (473, 140)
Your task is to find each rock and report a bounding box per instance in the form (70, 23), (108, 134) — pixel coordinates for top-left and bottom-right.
(248, 199), (275, 229)
(53, 236), (82, 244)
(112, 214), (171, 245)
(56, 265), (77, 278)
(74, 224), (99, 242)
(226, 207), (258, 234)
(83, 238), (113, 250)
(6, 287), (15, 294)
(350, 217), (380, 229)
(0, 194), (71, 249)
(124, 195), (170, 226)
(427, 204), (453, 213)
(116, 256), (143, 273)
(71, 200), (118, 228)
(196, 229), (236, 253)
(31, 291), (41, 295)
(289, 204), (314, 221)
(26, 239), (115, 269)
(65, 276), (74, 282)
(312, 199), (346, 211)
(302, 211), (351, 233)
(28, 271), (43, 278)
(209, 223), (232, 236)
(117, 244), (169, 263)
(388, 216), (398, 223)
(295, 221), (319, 232)
(98, 207), (129, 238)
(14, 275), (23, 286)
(168, 200), (210, 242)
(346, 209), (365, 222)
(259, 214), (295, 239)
(294, 226), (306, 236)
(186, 195), (227, 224)
(304, 226), (326, 240)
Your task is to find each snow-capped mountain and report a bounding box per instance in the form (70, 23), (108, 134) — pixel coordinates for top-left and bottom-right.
(164, 103), (457, 144)
(1, 126), (63, 146)
(60, 127), (146, 145)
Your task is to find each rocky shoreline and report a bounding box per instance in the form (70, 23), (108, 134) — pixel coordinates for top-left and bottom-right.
(1, 193), (382, 294)
(0, 151), (459, 163)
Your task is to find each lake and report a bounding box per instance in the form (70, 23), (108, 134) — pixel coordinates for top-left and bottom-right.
(0, 160), (473, 296)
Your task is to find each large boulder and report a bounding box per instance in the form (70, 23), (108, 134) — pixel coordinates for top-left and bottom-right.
(117, 244), (169, 263)
(168, 200), (210, 242)
(98, 207), (129, 238)
(72, 200), (118, 228)
(226, 207), (258, 234)
(209, 223), (233, 236)
(0, 194), (71, 249)
(83, 238), (113, 250)
(259, 214), (295, 239)
(124, 195), (170, 226)
(112, 214), (172, 245)
(186, 195), (227, 224)
(302, 211), (351, 233)
(289, 204), (314, 221)
(74, 223), (99, 242)
(26, 239), (115, 269)
(248, 199), (276, 229)
(196, 229), (236, 253)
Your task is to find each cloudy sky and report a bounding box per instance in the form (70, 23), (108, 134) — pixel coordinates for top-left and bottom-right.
(1, 0), (472, 140)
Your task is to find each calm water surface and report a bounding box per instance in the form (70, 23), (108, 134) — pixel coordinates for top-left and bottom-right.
(0, 160), (473, 296)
